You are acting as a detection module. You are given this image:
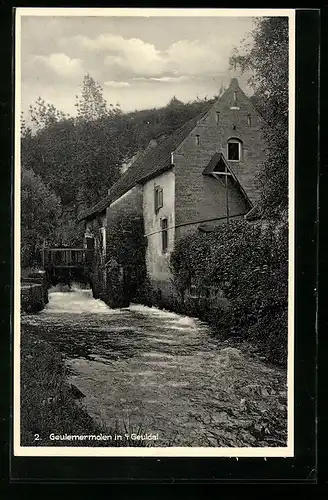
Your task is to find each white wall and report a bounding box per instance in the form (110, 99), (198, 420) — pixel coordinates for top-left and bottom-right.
(143, 170), (175, 283)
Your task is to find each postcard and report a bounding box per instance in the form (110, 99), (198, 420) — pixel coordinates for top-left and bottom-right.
(14, 7), (295, 457)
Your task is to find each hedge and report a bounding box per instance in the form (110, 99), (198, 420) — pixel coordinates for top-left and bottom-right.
(170, 215), (288, 366)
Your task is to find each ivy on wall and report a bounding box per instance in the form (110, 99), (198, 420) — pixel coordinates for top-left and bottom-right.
(105, 215), (149, 308)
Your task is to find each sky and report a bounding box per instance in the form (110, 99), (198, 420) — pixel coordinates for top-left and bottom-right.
(20, 14), (257, 118)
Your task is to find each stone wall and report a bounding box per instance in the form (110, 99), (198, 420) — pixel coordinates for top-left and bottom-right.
(174, 79), (266, 239)
(106, 185), (143, 226)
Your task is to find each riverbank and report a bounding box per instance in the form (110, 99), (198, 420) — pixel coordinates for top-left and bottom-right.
(20, 325), (147, 447)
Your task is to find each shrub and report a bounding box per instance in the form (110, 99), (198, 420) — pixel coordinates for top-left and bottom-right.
(170, 216), (288, 365)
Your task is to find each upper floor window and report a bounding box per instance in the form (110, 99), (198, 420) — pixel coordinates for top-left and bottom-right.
(227, 138), (243, 161)
(196, 134), (200, 146)
(161, 218), (168, 253)
(154, 185), (163, 212)
(216, 112), (220, 124)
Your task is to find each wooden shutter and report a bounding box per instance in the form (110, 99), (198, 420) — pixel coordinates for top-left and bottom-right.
(158, 188), (163, 209)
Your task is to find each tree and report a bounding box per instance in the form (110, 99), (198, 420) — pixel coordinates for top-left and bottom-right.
(21, 75), (125, 236)
(21, 167), (62, 267)
(71, 75), (125, 211)
(230, 17), (289, 217)
(29, 97), (67, 130)
(75, 74), (122, 122)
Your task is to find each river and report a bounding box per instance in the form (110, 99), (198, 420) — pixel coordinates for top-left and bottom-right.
(21, 285), (288, 447)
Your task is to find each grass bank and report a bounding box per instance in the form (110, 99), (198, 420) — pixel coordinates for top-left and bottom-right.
(20, 326), (146, 447)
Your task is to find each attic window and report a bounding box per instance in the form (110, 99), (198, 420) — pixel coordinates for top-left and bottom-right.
(213, 161), (228, 174)
(154, 186), (163, 212)
(196, 134), (200, 146)
(227, 139), (242, 161)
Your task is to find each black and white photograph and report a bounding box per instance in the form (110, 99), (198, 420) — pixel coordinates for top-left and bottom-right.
(14, 8), (295, 457)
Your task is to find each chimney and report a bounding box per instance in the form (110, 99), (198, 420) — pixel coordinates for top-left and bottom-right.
(230, 78), (240, 110)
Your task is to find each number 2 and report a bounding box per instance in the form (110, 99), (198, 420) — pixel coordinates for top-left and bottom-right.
(34, 433), (40, 441)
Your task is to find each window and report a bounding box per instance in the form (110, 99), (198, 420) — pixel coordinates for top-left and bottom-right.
(161, 218), (168, 253)
(228, 142), (240, 161)
(233, 91), (237, 103)
(196, 134), (200, 146)
(154, 186), (163, 212)
(227, 139), (242, 161)
(247, 114), (252, 126)
(100, 227), (106, 258)
(216, 112), (220, 124)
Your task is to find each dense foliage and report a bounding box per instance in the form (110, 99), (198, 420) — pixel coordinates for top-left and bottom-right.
(21, 75), (212, 263)
(230, 16), (289, 217)
(21, 167), (62, 266)
(170, 217), (288, 365)
(104, 214), (149, 308)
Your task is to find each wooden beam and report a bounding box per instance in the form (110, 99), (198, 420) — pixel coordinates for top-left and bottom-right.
(212, 172), (232, 176)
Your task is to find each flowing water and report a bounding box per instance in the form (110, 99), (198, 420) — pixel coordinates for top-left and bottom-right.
(21, 284), (287, 447)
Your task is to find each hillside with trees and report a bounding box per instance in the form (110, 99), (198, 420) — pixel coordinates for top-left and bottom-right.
(20, 77), (216, 265)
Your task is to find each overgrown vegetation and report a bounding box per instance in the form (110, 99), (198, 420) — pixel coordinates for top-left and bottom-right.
(21, 75), (213, 265)
(21, 167), (62, 267)
(170, 217), (288, 365)
(105, 214), (150, 308)
(20, 326), (148, 446)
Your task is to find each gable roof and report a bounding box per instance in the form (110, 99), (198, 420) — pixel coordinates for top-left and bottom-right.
(78, 104), (212, 221)
(203, 152), (253, 208)
(78, 78), (265, 222)
(244, 205), (260, 221)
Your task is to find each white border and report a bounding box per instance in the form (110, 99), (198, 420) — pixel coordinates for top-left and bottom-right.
(14, 7), (296, 458)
